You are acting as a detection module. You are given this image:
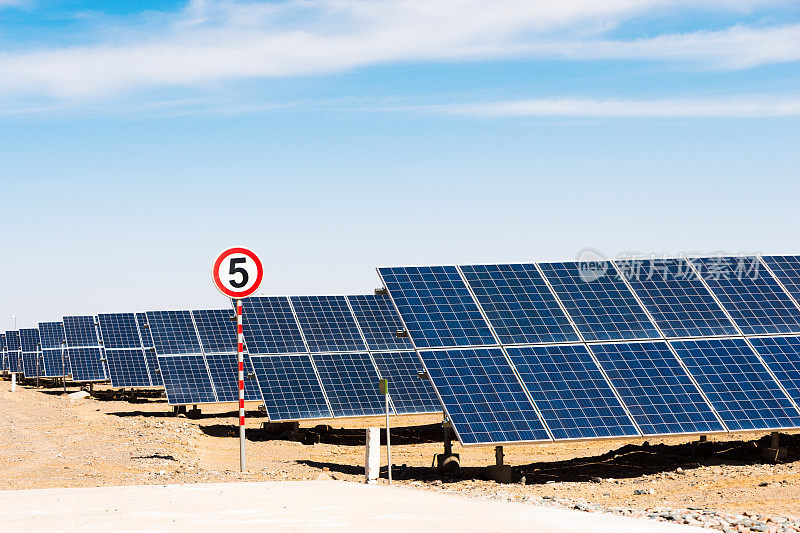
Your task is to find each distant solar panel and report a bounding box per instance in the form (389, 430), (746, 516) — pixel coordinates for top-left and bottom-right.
(761, 255), (800, 305)
(251, 354), (333, 421)
(378, 266), (496, 348)
(311, 352), (385, 417)
(618, 258), (738, 338)
(63, 316), (106, 382)
(347, 294), (414, 351)
(205, 352), (261, 402)
(371, 351), (440, 414)
(589, 341), (726, 435)
(157, 355), (217, 405)
(5, 331), (21, 373)
(145, 311), (202, 355)
(0, 334), (5, 372)
(460, 263), (580, 344)
(241, 297), (306, 354)
(538, 261), (660, 342)
(136, 313), (162, 386)
(19, 328), (41, 378)
(691, 256), (800, 335)
(193, 309), (237, 354)
(418, 347), (550, 445)
(670, 338), (800, 431)
(507, 344), (639, 440)
(748, 336), (800, 407)
(291, 296), (367, 353)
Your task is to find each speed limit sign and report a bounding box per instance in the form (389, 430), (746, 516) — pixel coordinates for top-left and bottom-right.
(212, 246), (263, 298)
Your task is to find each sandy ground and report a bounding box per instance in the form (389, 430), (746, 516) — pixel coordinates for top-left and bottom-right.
(1, 377), (799, 522)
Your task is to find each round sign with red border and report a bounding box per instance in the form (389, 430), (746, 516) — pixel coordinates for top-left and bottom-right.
(212, 247), (263, 298)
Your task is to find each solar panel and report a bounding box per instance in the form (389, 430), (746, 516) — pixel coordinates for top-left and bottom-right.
(748, 336), (800, 407)
(204, 352), (261, 402)
(157, 355), (217, 405)
(250, 354), (333, 421)
(617, 258), (738, 338)
(670, 338), (800, 431)
(291, 296), (367, 353)
(691, 256), (800, 335)
(136, 313), (154, 348)
(0, 334), (5, 372)
(460, 263), (580, 344)
(97, 313), (142, 349)
(241, 297), (306, 354)
(377, 266), (496, 348)
(193, 309), (237, 354)
(19, 328), (41, 378)
(41, 349), (66, 378)
(63, 316), (106, 382)
(104, 349), (152, 388)
(310, 352), (385, 417)
(5, 331), (21, 373)
(371, 351), (440, 414)
(145, 310), (202, 355)
(135, 313), (162, 386)
(63, 316), (100, 348)
(538, 261), (661, 342)
(506, 344), (639, 439)
(347, 294), (414, 351)
(589, 341), (726, 435)
(418, 347), (550, 445)
(761, 255), (800, 304)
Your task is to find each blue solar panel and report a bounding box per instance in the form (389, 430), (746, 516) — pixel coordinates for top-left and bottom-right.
(98, 313), (142, 349)
(242, 297), (307, 354)
(63, 316), (100, 347)
(193, 309), (237, 354)
(145, 311), (202, 355)
(251, 354), (333, 421)
(371, 351), (441, 414)
(19, 328), (40, 378)
(66, 348), (107, 382)
(5, 331), (21, 373)
(205, 352), (261, 402)
(0, 334), (5, 371)
(41, 348), (66, 378)
(136, 313), (154, 348)
(418, 347), (550, 445)
(670, 338), (800, 431)
(158, 355), (217, 405)
(105, 349), (152, 388)
(691, 256), (800, 335)
(291, 296), (367, 353)
(748, 336), (800, 407)
(589, 341), (725, 435)
(761, 255), (800, 304)
(378, 266), (496, 349)
(347, 294), (414, 351)
(311, 352), (385, 417)
(460, 263), (580, 344)
(618, 258), (738, 338)
(506, 344), (639, 440)
(538, 261), (660, 342)
(135, 313), (162, 386)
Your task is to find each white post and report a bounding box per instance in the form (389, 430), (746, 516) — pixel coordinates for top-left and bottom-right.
(385, 392), (392, 485)
(11, 372), (16, 392)
(365, 427), (380, 484)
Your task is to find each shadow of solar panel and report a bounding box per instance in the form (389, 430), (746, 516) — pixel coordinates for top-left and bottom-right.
(158, 355), (217, 405)
(507, 344), (639, 440)
(691, 256), (800, 335)
(460, 264), (580, 344)
(419, 347), (550, 445)
(589, 341), (725, 435)
(670, 338), (800, 431)
(377, 266), (496, 349)
(371, 351), (440, 414)
(67, 348), (107, 382)
(242, 297), (306, 354)
(205, 352), (261, 402)
(347, 294), (414, 351)
(618, 258), (738, 338)
(146, 310), (202, 355)
(291, 296), (367, 353)
(193, 309), (237, 354)
(748, 336), (800, 407)
(538, 262), (660, 342)
(251, 354), (332, 421)
(311, 352), (385, 417)
(761, 255), (800, 304)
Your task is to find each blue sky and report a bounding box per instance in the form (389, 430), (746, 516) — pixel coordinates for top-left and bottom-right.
(0, 0), (798, 327)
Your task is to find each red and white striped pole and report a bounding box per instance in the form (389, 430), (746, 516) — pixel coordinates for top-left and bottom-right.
(237, 299), (246, 472)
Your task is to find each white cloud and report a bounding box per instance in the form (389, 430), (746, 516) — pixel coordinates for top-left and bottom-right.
(0, 0), (796, 101)
(422, 96), (800, 118)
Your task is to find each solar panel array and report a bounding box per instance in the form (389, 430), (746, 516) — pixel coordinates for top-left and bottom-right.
(379, 255), (800, 446)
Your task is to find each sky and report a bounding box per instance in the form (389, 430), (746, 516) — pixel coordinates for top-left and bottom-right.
(0, 0), (798, 327)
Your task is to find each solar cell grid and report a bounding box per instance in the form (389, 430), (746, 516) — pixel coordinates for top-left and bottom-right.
(19, 328), (40, 352)
(507, 344), (639, 440)
(419, 347), (550, 445)
(291, 296), (367, 353)
(66, 347), (107, 382)
(205, 352), (261, 402)
(618, 258), (738, 338)
(41, 349), (65, 378)
(241, 297), (306, 354)
(537, 262), (661, 342)
(193, 309), (237, 354)
(0, 334), (5, 371)
(105, 349), (152, 388)
(691, 256), (800, 335)
(63, 316), (100, 347)
(145, 310), (202, 355)
(670, 338), (800, 431)
(346, 294), (414, 351)
(135, 313), (163, 387)
(761, 255), (800, 305)
(136, 313), (154, 348)
(377, 266), (496, 349)
(6, 331), (21, 373)
(311, 352), (385, 417)
(748, 336), (800, 407)
(371, 351), (440, 414)
(251, 354), (332, 421)
(589, 341), (725, 435)
(39, 322), (65, 350)
(158, 355), (217, 405)
(460, 263), (580, 344)
(97, 313), (142, 349)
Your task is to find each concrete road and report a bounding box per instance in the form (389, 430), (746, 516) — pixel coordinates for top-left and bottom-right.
(0, 480), (692, 532)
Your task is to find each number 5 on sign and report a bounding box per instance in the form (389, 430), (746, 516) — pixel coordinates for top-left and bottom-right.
(212, 247), (263, 298)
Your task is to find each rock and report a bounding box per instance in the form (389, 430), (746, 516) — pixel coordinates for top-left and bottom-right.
(68, 391), (90, 401)
(676, 467), (685, 474)
(634, 488), (655, 495)
(759, 481), (770, 487)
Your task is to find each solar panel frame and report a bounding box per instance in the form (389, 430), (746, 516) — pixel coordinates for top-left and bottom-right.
(370, 351), (441, 415)
(747, 335), (800, 409)
(250, 354), (334, 421)
(290, 296), (368, 353)
(241, 297), (307, 355)
(346, 294), (415, 351)
(310, 352), (387, 418)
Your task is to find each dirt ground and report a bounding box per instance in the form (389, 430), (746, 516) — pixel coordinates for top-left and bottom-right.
(1, 377), (798, 521)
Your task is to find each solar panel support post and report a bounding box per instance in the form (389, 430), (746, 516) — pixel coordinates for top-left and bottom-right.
(237, 299), (246, 473)
(10, 372), (15, 392)
(379, 378), (391, 485)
